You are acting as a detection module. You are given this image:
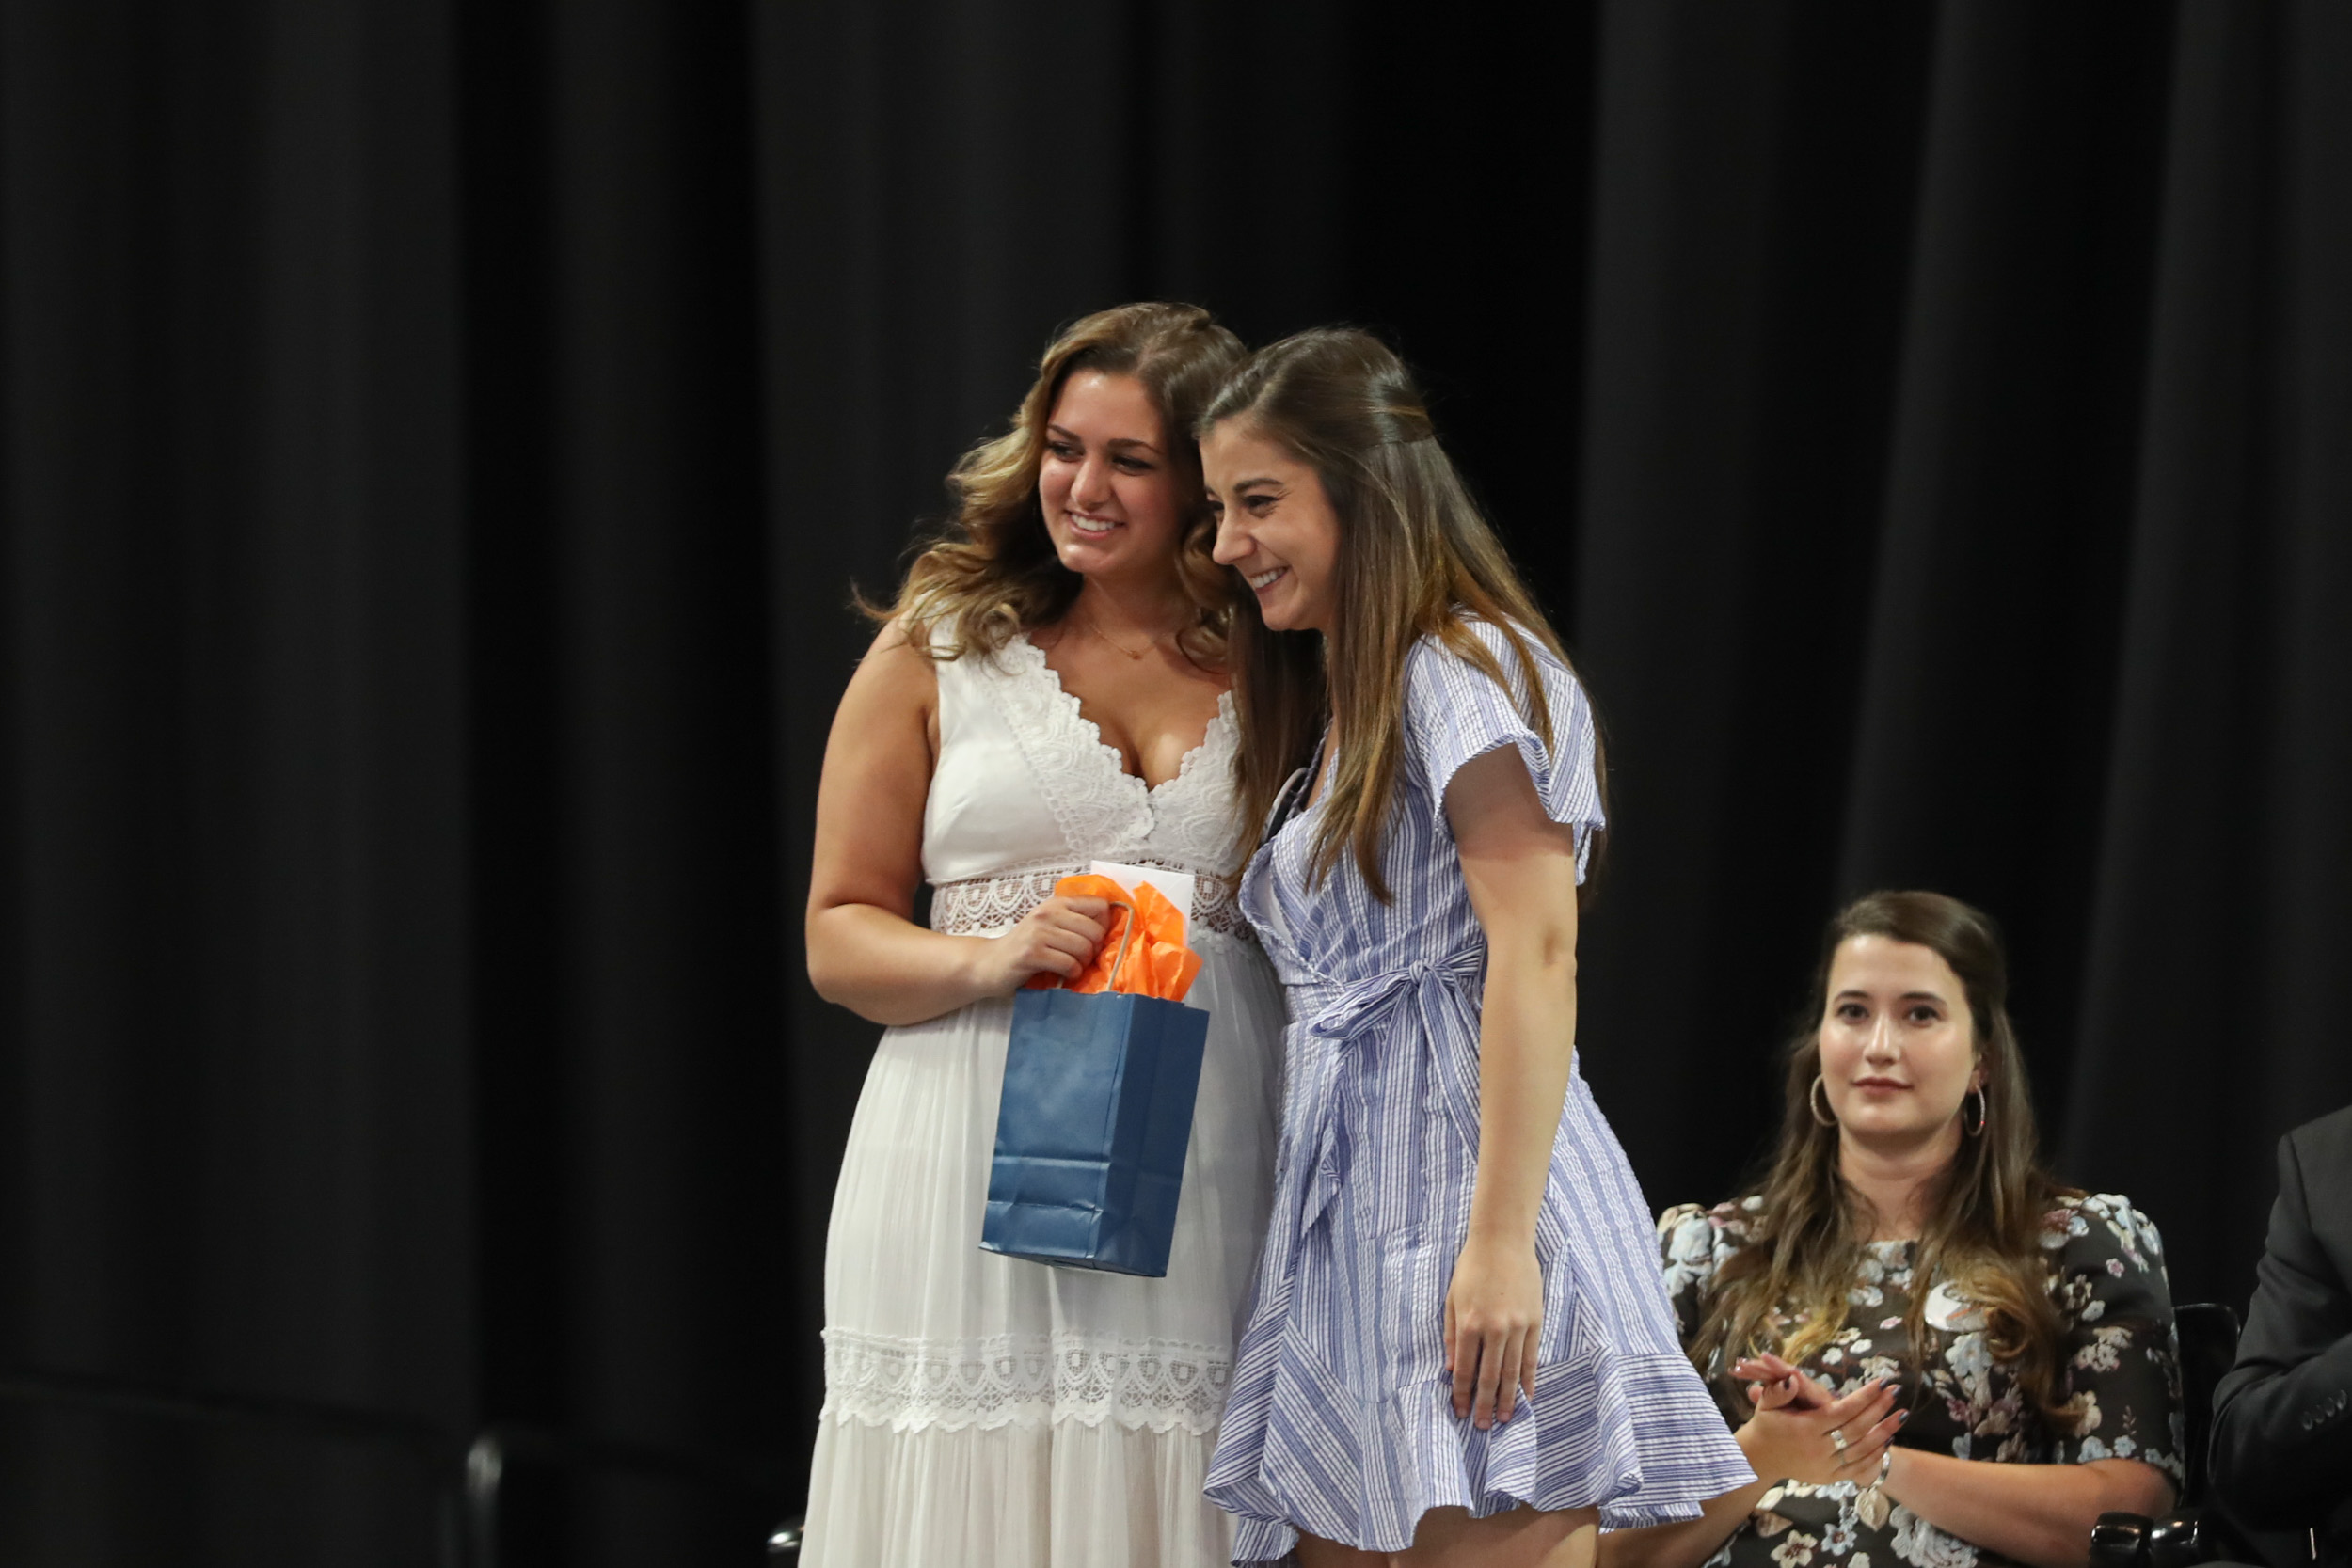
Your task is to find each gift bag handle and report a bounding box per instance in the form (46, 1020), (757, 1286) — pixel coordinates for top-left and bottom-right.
(1101, 895), (1137, 990)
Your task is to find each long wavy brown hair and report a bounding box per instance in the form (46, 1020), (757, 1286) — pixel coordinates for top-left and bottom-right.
(1688, 891), (2081, 1430)
(868, 302), (1246, 662)
(1198, 328), (1599, 901)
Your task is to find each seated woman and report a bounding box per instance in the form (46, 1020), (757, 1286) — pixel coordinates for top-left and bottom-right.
(1604, 890), (2181, 1568)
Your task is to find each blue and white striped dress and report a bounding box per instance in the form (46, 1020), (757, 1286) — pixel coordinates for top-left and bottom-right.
(1203, 621), (1752, 1562)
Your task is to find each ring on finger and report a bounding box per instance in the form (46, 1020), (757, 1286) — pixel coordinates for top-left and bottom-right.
(1829, 1425), (1849, 1454)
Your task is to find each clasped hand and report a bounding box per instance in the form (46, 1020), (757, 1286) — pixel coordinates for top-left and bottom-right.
(1730, 1352), (1906, 1487)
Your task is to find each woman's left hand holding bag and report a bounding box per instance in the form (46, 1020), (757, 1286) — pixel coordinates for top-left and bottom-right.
(967, 895), (1111, 994)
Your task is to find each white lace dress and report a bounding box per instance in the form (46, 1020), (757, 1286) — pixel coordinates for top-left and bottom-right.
(802, 633), (1287, 1568)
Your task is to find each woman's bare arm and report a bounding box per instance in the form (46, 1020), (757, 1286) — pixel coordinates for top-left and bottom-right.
(1442, 745), (1583, 1429)
(805, 624), (1104, 1025)
(1452, 744), (1582, 1243)
(1883, 1449), (2172, 1568)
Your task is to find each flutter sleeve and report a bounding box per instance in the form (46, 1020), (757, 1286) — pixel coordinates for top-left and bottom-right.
(2048, 1193), (2187, 1488)
(1404, 620), (1606, 879)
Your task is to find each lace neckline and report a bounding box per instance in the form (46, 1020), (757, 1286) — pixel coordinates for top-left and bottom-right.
(1005, 631), (1234, 799)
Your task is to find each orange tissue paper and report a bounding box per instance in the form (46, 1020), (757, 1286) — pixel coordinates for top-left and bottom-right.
(1024, 873), (1203, 1003)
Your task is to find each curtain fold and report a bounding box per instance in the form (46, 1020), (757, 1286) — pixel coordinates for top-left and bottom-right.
(1834, 2), (2174, 1137)
(1571, 0), (1936, 1213)
(2064, 0), (2352, 1294)
(2, 0), (469, 1561)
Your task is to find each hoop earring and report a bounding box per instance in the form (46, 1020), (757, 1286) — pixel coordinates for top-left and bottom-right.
(1808, 1074), (1837, 1128)
(1962, 1086), (1988, 1138)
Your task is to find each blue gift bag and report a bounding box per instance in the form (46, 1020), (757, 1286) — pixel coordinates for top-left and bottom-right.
(981, 985), (1210, 1277)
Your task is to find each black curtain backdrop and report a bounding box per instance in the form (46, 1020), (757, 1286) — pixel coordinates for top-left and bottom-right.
(3, 2), (2346, 1561)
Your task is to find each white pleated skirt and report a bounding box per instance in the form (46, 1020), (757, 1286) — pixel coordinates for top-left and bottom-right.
(803, 935), (1285, 1568)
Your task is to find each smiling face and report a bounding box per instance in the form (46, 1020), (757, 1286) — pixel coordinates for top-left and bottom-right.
(1817, 934), (1985, 1153)
(1035, 370), (1185, 583)
(1200, 420), (1343, 634)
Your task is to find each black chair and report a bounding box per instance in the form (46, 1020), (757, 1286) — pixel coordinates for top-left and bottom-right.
(2089, 1302), (2279, 1568)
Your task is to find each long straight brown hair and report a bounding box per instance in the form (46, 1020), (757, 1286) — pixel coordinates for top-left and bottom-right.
(1688, 891), (2079, 1429)
(867, 302), (1245, 663)
(1199, 328), (1599, 899)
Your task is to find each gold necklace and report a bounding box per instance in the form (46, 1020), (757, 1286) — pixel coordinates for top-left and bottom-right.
(1078, 607), (1160, 660)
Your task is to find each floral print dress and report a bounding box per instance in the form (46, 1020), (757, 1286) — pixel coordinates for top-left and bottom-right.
(1655, 1192), (2185, 1568)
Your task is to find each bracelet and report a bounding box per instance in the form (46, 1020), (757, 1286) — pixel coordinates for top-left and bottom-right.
(1851, 1444), (1898, 1529)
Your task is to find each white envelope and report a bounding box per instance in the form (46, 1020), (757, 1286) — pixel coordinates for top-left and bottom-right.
(1089, 860), (1196, 935)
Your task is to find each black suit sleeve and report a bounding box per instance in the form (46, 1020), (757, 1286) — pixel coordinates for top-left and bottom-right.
(2211, 1124), (2352, 1524)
